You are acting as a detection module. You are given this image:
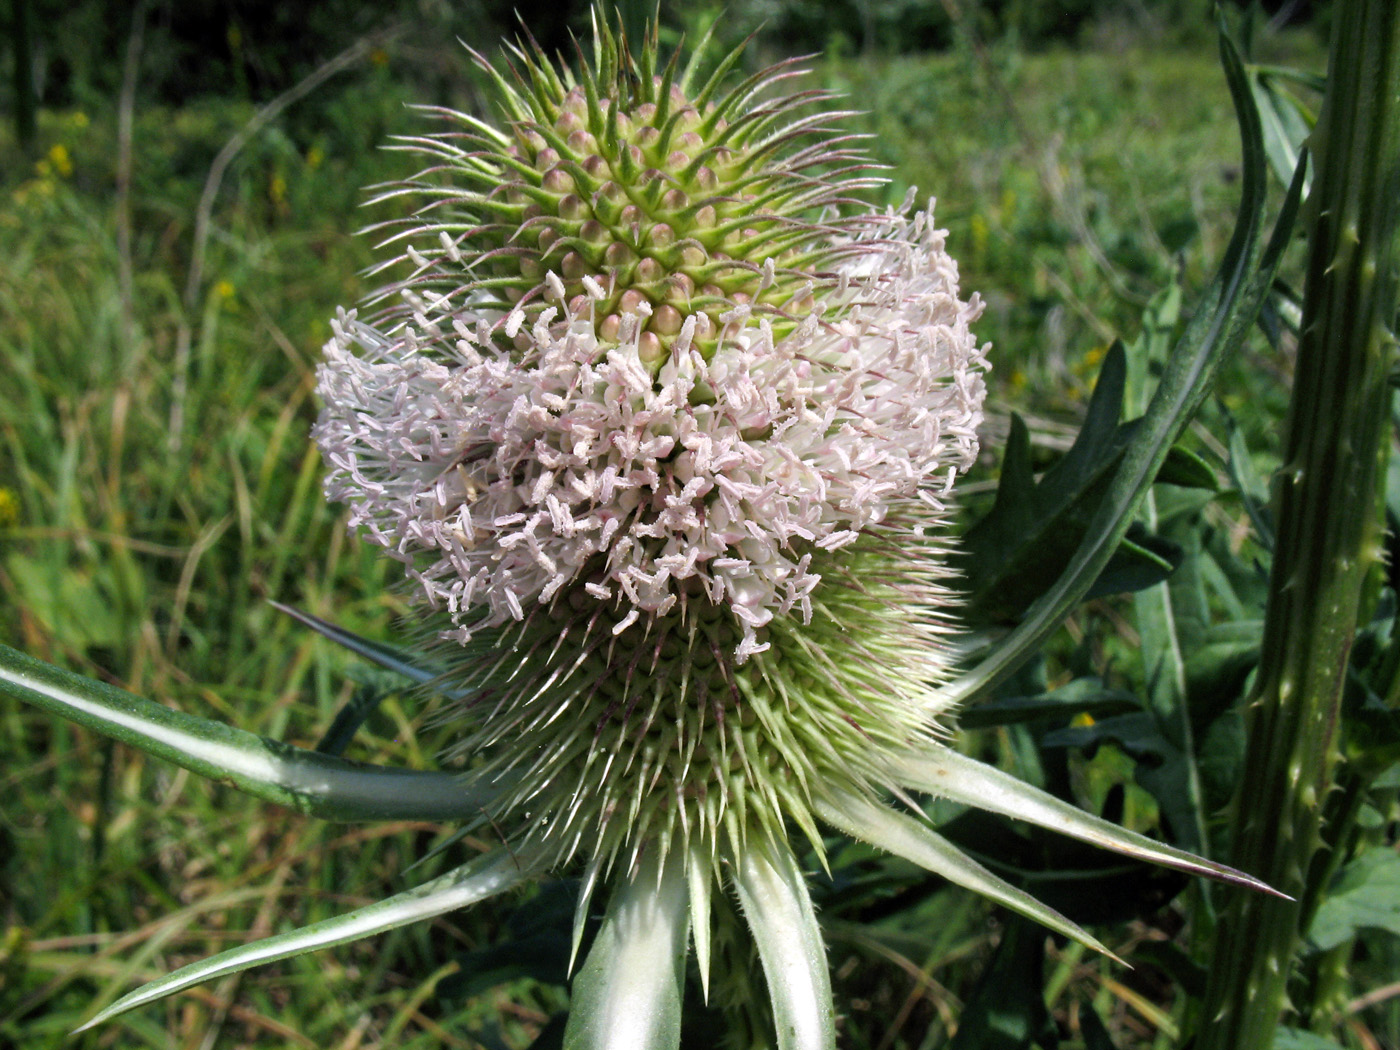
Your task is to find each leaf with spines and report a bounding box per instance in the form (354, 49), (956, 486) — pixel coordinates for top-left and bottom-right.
(960, 343), (1154, 624)
(731, 840), (835, 1050)
(563, 848), (690, 1050)
(814, 790), (1119, 961)
(894, 746), (1289, 899)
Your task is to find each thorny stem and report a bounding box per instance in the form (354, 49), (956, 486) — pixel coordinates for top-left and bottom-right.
(1195, 3), (1400, 1047)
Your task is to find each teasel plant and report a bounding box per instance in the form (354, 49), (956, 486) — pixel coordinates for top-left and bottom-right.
(2, 7), (1334, 1049)
(1196, 3), (1400, 1049)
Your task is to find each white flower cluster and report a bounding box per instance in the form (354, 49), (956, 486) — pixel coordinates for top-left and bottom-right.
(315, 203), (988, 659)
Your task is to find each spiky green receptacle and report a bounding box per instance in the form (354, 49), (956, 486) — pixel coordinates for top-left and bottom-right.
(435, 537), (956, 879)
(378, 20), (876, 367)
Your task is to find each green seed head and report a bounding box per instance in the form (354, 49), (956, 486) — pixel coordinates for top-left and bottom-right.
(374, 19), (879, 365)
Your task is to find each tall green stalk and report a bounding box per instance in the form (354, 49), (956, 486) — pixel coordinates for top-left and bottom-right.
(1196, 3), (1400, 1048)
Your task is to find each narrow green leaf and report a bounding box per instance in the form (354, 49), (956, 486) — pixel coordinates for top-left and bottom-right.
(1272, 1028), (1350, 1050)
(313, 677), (398, 757)
(731, 840), (835, 1050)
(564, 848), (689, 1050)
(961, 347), (1137, 624)
(1129, 493), (1215, 860)
(0, 643), (492, 822)
(814, 790), (1118, 960)
(1225, 419), (1275, 549)
(956, 677), (1140, 730)
(440, 880), (575, 998)
(1078, 1001), (1125, 1050)
(270, 601), (450, 689)
(893, 745), (1286, 898)
(1157, 446), (1220, 490)
(1085, 531), (1183, 601)
(269, 603), (466, 753)
(1248, 66), (1317, 193)
(78, 851), (536, 1030)
(946, 917), (1055, 1050)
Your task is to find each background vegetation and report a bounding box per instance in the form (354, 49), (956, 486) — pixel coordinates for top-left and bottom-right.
(8, 2), (1393, 1049)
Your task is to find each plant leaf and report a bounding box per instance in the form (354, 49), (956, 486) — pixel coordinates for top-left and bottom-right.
(1043, 712), (1203, 857)
(946, 916), (1055, 1050)
(1122, 282), (1218, 862)
(564, 848), (689, 1050)
(732, 839), (835, 1050)
(956, 676), (1140, 730)
(1157, 446), (1219, 490)
(814, 790), (1118, 960)
(960, 345), (1137, 625)
(0, 642), (492, 822)
(78, 850), (536, 1030)
(1248, 64), (1317, 193)
(944, 27), (1306, 705)
(269, 603), (468, 753)
(1085, 529), (1183, 602)
(893, 745), (1286, 897)
(313, 675), (402, 756)
(1078, 1000), (1125, 1050)
(441, 881), (576, 1000)
(1306, 850), (1400, 951)
(933, 804), (1194, 927)
(1272, 1028), (1350, 1050)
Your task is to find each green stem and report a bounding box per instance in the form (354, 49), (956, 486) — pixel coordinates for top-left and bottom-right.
(1195, 3), (1400, 1047)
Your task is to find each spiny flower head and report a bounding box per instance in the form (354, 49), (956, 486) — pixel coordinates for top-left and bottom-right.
(315, 17), (991, 888)
(308, 13), (1271, 1050)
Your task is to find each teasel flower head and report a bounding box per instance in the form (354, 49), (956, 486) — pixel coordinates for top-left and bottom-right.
(306, 14), (1277, 1048)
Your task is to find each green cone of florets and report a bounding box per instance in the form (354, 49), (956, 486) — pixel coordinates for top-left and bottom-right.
(369, 15), (882, 365)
